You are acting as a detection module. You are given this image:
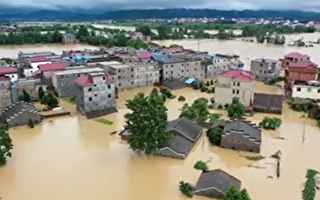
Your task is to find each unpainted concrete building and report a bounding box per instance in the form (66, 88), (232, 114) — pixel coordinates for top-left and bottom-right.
(0, 77), (12, 113)
(206, 53), (239, 77)
(52, 67), (104, 98)
(130, 63), (160, 87)
(1, 101), (42, 127)
(250, 58), (281, 82)
(108, 63), (135, 90)
(74, 72), (116, 119)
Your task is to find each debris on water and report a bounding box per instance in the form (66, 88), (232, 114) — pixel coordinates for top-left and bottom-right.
(274, 137), (285, 140)
(267, 176), (273, 179)
(247, 165), (266, 169)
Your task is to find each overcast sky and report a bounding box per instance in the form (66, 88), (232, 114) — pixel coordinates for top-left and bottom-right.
(2, 0), (320, 11)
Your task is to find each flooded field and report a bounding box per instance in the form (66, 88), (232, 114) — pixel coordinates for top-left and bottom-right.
(0, 82), (320, 200)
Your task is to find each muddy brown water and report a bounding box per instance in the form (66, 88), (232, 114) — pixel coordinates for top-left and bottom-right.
(0, 82), (320, 200)
(1, 36), (320, 199)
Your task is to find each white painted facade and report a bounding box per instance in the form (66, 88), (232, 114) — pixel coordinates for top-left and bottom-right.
(6, 73), (19, 82)
(292, 83), (320, 100)
(25, 61), (52, 77)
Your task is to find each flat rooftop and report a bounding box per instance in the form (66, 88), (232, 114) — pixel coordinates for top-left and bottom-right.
(109, 64), (131, 69)
(98, 61), (122, 66)
(252, 58), (278, 63)
(53, 67), (104, 75)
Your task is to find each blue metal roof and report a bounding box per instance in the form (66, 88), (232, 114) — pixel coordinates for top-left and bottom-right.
(151, 53), (170, 61)
(185, 78), (195, 84)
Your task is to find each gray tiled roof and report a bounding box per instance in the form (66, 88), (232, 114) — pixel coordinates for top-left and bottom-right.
(194, 169), (241, 193)
(223, 119), (261, 141)
(167, 118), (202, 141)
(1, 101), (37, 118)
(166, 133), (194, 154)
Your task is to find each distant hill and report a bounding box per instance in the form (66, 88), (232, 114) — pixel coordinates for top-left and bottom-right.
(1, 8), (320, 20)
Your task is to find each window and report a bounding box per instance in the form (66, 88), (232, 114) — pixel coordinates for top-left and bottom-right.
(296, 87), (301, 92)
(94, 94), (97, 97)
(108, 94), (111, 98)
(118, 69), (121, 73)
(131, 68), (133, 71)
(118, 76), (121, 80)
(103, 77), (105, 80)
(88, 97), (92, 101)
(108, 85), (111, 89)
(94, 84), (97, 87)
(232, 89), (235, 94)
(307, 88), (312, 92)
(260, 63), (263, 67)
(88, 87), (92, 92)
(118, 83), (121, 86)
(237, 82), (240, 86)
(131, 75), (134, 78)
(131, 81), (134, 85)
(236, 90), (239, 94)
(318, 89), (320, 93)
(171, 65), (173, 68)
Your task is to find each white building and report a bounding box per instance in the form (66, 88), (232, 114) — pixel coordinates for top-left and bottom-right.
(292, 80), (320, 100)
(25, 56), (51, 77)
(129, 63), (160, 87)
(206, 54), (239, 77)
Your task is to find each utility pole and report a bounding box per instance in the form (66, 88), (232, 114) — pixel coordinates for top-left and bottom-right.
(302, 121), (306, 143)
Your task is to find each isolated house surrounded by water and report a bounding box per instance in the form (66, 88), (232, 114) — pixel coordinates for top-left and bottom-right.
(119, 118), (202, 159)
(194, 169), (241, 199)
(220, 119), (261, 153)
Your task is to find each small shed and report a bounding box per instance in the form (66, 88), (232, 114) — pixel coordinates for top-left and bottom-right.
(194, 169), (241, 199)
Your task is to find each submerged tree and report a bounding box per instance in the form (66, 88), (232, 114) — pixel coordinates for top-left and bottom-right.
(259, 117), (282, 130)
(38, 86), (45, 100)
(124, 88), (171, 154)
(206, 126), (223, 146)
(227, 97), (245, 118)
(179, 181), (194, 198)
(179, 98), (209, 122)
(194, 160), (209, 172)
(0, 124), (13, 166)
(40, 92), (59, 109)
(223, 186), (252, 200)
(22, 89), (31, 102)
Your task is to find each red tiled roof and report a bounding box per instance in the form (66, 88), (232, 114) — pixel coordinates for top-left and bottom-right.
(28, 56), (50, 63)
(288, 60), (317, 68)
(38, 63), (65, 71)
(136, 52), (152, 59)
(74, 75), (112, 86)
(162, 48), (182, 54)
(0, 76), (11, 81)
(0, 66), (17, 75)
(219, 69), (254, 81)
(285, 52), (309, 59)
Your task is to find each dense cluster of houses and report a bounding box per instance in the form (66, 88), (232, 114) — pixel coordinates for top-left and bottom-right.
(0, 46), (318, 128)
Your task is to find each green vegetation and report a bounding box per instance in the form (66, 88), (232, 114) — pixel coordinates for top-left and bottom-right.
(207, 113), (222, 123)
(193, 160), (209, 172)
(227, 97), (246, 118)
(179, 181), (194, 198)
(223, 186), (252, 200)
(63, 97), (76, 105)
(0, 124), (13, 166)
(94, 118), (113, 125)
(178, 96), (186, 101)
(259, 117), (282, 130)
(159, 87), (173, 98)
(0, 57), (13, 64)
(124, 88), (171, 154)
(245, 155), (265, 161)
(302, 169), (318, 200)
(40, 92), (59, 109)
(21, 89), (31, 102)
(27, 119), (35, 128)
(206, 126), (223, 146)
(179, 98), (209, 122)
(38, 87), (45, 100)
(291, 103), (311, 113)
(266, 76), (285, 85)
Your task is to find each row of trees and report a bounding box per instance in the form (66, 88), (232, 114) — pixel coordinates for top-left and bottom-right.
(0, 124), (13, 166)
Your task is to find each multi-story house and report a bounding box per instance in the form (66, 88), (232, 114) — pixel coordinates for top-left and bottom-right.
(0, 66), (18, 82)
(129, 32), (144, 40)
(215, 69), (254, 107)
(282, 53), (318, 91)
(25, 56), (52, 77)
(250, 58), (281, 82)
(158, 57), (205, 82)
(206, 54), (239, 77)
(0, 76), (12, 112)
(108, 63), (135, 90)
(74, 72), (116, 118)
(62, 33), (78, 44)
(129, 63), (160, 87)
(292, 80), (320, 100)
(52, 67), (104, 98)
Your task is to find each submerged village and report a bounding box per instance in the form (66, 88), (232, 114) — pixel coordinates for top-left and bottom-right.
(0, 40), (320, 199)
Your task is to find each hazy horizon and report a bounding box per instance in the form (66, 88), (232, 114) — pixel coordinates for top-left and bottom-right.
(1, 0), (320, 12)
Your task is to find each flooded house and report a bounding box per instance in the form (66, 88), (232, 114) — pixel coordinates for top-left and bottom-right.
(253, 93), (283, 114)
(24, 56), (52, 77)
(0, 77), (13, 112)
(33, 63), (66, 85)
(215, 69), (254, 107)
(220, 119), (261, 153)
(119, 118), (202, 159)
(206, 53), (240, 77)
(52, 67), (104, 98)
(194, 169), (241, 199)
(74, 72), (117, 119)
(0, 101), (41, 127)
(61, 33), (78, 44)
(292, 80), (320, 100)
(250, 58), (281, 82)
(0, 66), (18, 82)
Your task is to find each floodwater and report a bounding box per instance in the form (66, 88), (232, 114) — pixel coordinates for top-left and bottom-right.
(1, 82), (320, 200)
(1, 32), (320, 200)
(0, 44), (97, 58)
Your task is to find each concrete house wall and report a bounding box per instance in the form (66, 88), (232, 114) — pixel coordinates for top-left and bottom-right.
(215, 76), (254, 106)
(109, 64), (135, 90)
(0, 79), (12, 112)
(220, 131), (261, 153)
(133, 64), (160, 87)
(292, 83), (320, 100)
(207, 55), (239, 77)
(250, 59), (280, 82)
